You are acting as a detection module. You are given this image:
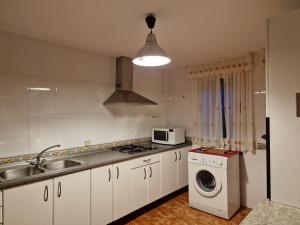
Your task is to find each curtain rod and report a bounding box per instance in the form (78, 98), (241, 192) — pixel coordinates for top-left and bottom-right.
(188, 49), (265, 66)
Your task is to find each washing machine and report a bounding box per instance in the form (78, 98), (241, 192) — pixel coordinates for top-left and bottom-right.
(188, 150), (240, 219)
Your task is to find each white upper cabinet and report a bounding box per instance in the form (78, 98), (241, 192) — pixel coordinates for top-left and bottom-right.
(91, 165), (113, 225)
(53, 170), (90, 225)
(161, 149), (178, 196)
(177, 146), (190, 189)
(113, 160), (132, 220)
(3, 179), (53, 225)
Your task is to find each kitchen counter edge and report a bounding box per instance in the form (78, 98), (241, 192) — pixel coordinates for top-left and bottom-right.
(0, 142), (192, 189)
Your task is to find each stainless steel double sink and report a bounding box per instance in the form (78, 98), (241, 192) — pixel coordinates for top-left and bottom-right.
(0, 159), (82, 181)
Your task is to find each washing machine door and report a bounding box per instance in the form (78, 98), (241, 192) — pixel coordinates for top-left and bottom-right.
(193, 168), (222, 197)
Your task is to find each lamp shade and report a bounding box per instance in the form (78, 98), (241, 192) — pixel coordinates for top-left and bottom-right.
(133, 33), (171, 67)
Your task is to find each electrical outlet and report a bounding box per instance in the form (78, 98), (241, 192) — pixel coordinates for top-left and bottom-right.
(84, 140), (91, 146)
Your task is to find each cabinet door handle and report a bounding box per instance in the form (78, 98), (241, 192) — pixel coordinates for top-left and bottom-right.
(57, 181), (62, 198)
(179, 151), (182, 160)
(108, 168), (111, 182)
(175, 152), (178, 161)
(149, 166), (152, 178)
(116, 166), (119, 179)
(144, 168), (146, 179)
(44, 185), (48, 202)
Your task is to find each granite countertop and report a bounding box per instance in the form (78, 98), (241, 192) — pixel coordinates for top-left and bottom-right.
(0, 142), (192, 189)
(241, 199), (300, 225)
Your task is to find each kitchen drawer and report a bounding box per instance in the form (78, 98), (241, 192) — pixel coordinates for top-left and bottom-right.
(131, 154), (160, 168)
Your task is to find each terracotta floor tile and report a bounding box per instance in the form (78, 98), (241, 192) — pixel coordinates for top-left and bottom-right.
(126, 192), (251, 225)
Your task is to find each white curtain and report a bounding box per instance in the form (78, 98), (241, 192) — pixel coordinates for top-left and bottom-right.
(189, 54), (256, 152)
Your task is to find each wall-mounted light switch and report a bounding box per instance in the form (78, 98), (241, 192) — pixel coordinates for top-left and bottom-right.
(297, 93), (300, 117)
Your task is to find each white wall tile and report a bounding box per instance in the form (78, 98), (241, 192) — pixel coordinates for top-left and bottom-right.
(240, 177), (264, 208)
(0, 114), (29, 157)
(240, 151), (266, 180)
(255, 112), (266, 142)
(98, 114), (115, 143)
(78, 114), (101, 146)
(78, 82), (114, 114)
(29, 114), (57, 153)
(29, 75), (56, 114)
(128, 113), (153, 139)
(133, 66), (163, 92)
(55, 79), (79, 114)
(0, 31), (166, 158)
(0, 73), (28, 114)
(56, 114), (78, 149)
(169, 112), (193, 136)
(114, 112), (129, 141)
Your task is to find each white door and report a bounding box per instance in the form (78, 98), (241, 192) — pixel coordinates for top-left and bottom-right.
(177, 147), (191, 188)
(131, 166), (147, 211)
(3, 179), (53, 225)
(113, 160), (132, 220)
(268, 8), (300, 208)
(161, 150), (178, 196)
(91, 165), (113, 225)
(54, 170), (90, 225)
(147, 162), (161, 203)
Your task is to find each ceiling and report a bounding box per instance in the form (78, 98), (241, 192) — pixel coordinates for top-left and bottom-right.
(0, 0), (299, 68)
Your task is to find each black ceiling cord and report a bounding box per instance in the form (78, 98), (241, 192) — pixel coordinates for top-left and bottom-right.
(146, 14), (156, 33)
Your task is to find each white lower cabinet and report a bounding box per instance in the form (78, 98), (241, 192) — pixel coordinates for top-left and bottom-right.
(161, 150), (178, 196)
(54, 170), (90, 225)
(177, 146), (191, 189)
(131, 166), (148, 211)
(2, 145), (191, 225)
(131, 161), (161, 212)
(91, 165), (113, 225)
(113, 160), (132, 220)
(161, 147), (192, 196)
(3, 179), (53, 225)
(147, 162), (161, 203)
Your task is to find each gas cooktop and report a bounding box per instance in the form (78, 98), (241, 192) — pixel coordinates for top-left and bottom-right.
(111, 144), (157, 154)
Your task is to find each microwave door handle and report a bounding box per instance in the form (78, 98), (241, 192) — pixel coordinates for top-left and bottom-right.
(166, 132), (168, 141)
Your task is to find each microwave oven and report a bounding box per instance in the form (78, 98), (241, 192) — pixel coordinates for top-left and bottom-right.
(152, 128), (185, 145)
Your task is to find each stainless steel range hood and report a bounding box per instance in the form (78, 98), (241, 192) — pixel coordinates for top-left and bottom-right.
(103, 56), (157, 106)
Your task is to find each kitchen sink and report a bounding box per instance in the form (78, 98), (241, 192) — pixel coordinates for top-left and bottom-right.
(0, 166), (45, 181)
(42, 159), (82, 170)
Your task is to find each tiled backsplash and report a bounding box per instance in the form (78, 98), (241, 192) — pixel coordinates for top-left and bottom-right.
(0, 31), (168, 158)
(0, 137), (151, 165)
(0, 136), (193, 166)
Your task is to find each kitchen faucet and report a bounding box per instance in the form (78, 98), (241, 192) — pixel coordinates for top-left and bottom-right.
(35, 144), (61, 168)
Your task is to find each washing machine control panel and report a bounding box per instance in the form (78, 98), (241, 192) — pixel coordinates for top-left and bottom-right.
(188, 152), (228, 168)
